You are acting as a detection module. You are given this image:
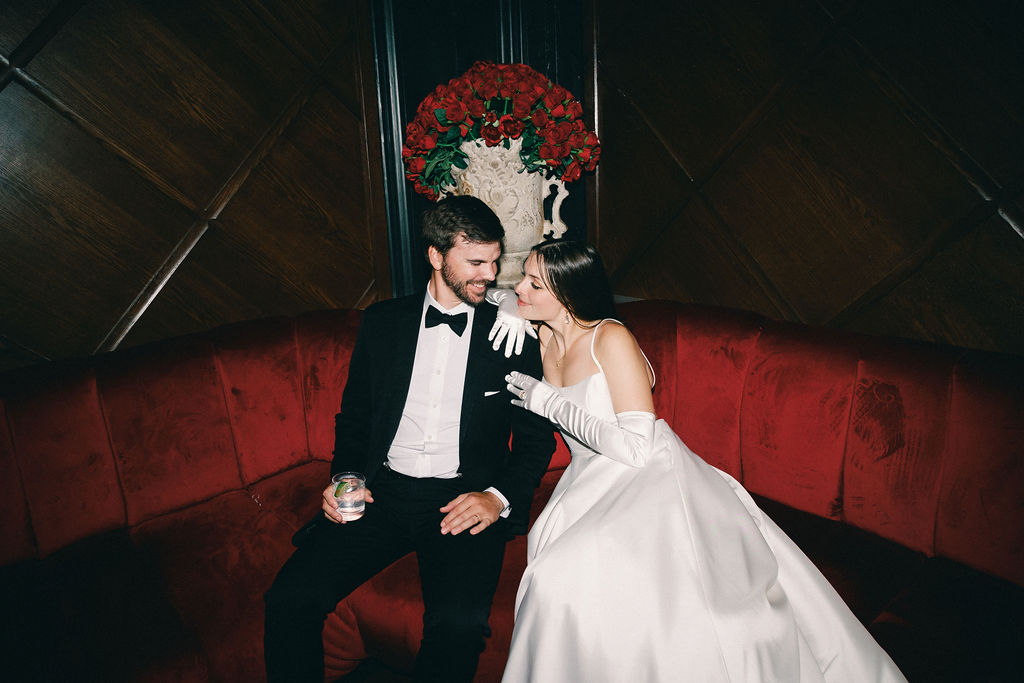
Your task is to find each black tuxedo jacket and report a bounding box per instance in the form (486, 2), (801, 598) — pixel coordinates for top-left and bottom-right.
(331, 291), (555, 535)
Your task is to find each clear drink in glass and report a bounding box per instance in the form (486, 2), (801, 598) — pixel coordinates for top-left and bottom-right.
(331, 472), (366, 521)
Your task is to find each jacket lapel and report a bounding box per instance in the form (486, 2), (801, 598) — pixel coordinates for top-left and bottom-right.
(459, 302), (497, 447)
(378, 294), (423, 444)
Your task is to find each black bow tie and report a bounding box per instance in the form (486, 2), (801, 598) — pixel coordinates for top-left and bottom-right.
(425, 306), (468, 336)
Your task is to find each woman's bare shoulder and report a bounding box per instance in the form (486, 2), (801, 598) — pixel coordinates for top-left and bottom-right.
(593, 320), (641, 354)
(594, 320), (654, 390)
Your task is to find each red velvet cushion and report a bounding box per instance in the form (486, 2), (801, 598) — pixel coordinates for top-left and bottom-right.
(844, 340), (957, 554)
(645, 303), (764, 476)
(755, 494), (924, 625)
(250, 460), (331, 530)
(869, 558), (1024, 682)
(545, 431), (571, 470)
(1, 529), (210, 681)
(937, 352), (1024, 586)
(6, 368), (125, 556)
(323, 595), (371, 679)
(214, 317), (309, 483)
(338, 552), (423, 679)
(296, 309), (363, 463)
(619, 300), (681, 423)
(98, 336), (241, 524)
(740, 320), (862, 518)
(130, 489), (297, 682)
(0, 400), (34, 564)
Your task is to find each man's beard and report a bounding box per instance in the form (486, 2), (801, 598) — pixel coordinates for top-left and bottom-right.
(441, 259), (489, 306)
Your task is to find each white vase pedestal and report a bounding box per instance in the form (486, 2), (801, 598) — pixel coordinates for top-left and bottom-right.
(444, 138), (568, 287)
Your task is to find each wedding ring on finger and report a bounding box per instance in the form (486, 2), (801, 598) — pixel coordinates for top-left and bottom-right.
(519, 390), (526, 400)
(473, 514), (480, 523)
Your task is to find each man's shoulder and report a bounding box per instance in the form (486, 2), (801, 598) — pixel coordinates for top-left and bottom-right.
(473, 298), (498, 326)
(361, 293), (421, 322)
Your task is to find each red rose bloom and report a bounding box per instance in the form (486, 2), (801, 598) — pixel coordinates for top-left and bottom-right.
(540, 142), (569, 164)
(499, 74), (520, 98)
(512, 94), (533, 119)
(445, 99), (468, 125)
(499, 115), (525, 139)
(562, 160), (582, 182)
(480, 124), (503, 146)
(467, 97), (486, 118)
(419, 132), (437, 150)
(405, 119), (425, 139)
(407, 156), (426, 174)
(450, 77), (474, 101)
(543, 85), (567, 110)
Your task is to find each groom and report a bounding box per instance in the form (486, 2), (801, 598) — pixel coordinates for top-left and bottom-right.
(264, 195), (555, 682)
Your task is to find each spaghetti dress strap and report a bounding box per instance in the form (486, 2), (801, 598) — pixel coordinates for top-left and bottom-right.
(590, 319), (656, 388)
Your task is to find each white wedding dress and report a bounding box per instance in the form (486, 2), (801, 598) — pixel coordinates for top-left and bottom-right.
(501, 322), (906, 683)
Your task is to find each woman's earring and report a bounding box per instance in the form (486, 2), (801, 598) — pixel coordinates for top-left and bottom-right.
(564, 310), (570, 325)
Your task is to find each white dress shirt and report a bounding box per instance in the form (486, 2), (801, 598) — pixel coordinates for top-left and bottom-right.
(387, 290), (510, 514)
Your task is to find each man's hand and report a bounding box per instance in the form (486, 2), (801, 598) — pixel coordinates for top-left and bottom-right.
(439, 491), (504, 535)
(321, 482), (374, 523)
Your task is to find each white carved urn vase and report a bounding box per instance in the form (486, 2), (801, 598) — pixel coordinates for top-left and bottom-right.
(444, 138), (568, 287)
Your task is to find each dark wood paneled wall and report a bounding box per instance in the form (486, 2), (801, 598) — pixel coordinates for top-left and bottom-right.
(591, 0), (1024, 356)
(0, 0), (388, 373)
(3, 0), (1022, 375)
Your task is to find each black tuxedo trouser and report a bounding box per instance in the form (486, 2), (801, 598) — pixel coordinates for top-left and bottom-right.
(264, 467), (509, 683)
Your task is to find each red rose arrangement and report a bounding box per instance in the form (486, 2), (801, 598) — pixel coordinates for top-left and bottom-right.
(402, 60), (601, 200)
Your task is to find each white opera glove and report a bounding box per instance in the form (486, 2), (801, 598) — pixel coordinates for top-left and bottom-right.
(506, 371), (656, 467)
(486, 288), (537, 357)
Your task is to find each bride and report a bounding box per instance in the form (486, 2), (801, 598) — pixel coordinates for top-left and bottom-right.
(488, 239), (906, 682)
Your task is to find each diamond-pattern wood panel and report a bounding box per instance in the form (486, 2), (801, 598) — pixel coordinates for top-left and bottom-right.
(842, 211), (1024, 353)
(595, 81), (693, 279)
(25, 0), (307, 210)
(0, 84), (196, 359)
(594, 0), (1024, 356)
(705, 40), (981, 324)
(245, 0), (357, 67)
(597, 0), (833, 181)
(0, 0), (59, 55)
(123, 86), (376, 347)
(0, 0), (388, 373)
(616, 194), (789, 318)
(848, 0), (1024, 188)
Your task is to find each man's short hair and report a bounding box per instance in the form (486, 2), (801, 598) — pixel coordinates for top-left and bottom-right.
(421, 195), (505, 256)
